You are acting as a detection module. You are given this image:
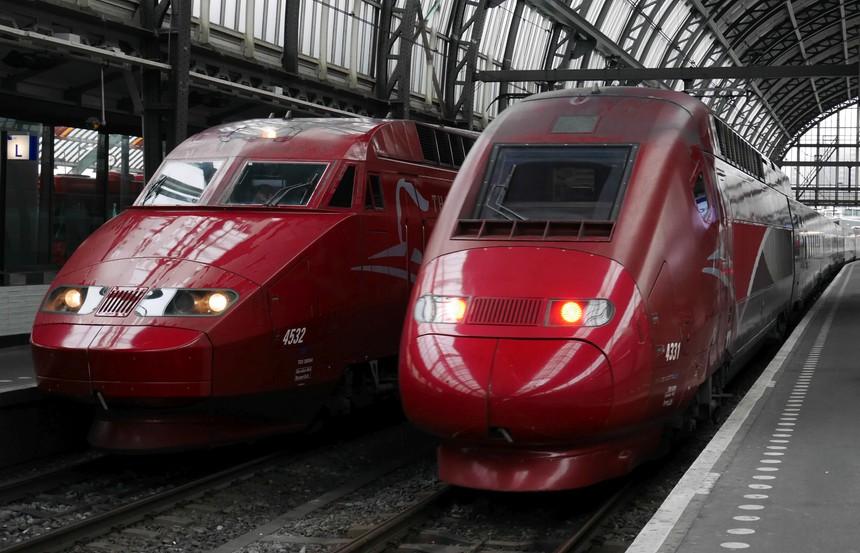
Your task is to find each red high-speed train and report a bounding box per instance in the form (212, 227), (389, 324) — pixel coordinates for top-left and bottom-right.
(32, 117), (477, 452)
(399, 86), (854, 492)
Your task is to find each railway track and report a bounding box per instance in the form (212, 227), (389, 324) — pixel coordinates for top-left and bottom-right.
(0, 450), (294, 553)
(208, 469), (636, 553)
(0, 422), (439, 553)
(0, 421), (639, 553)
(329, 480), (633, 553)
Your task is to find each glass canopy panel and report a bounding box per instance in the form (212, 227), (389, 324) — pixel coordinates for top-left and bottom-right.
(584, 0), (609, 31)
(509, 7), (552, 70)
(661, 4), (689, 42)
(427, 0), (456, 35)
(252, 0), (284, 44)
(328, 2), (348, 67)
(688, 34), (715, 69)
(482, 4), (514, 62)
(635, 0), (684, 66)
(601, 1), (634, 43)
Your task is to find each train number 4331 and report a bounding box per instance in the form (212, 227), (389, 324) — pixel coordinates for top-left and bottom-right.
(665, 341), (681, 361)
(283, 327), (307, 345)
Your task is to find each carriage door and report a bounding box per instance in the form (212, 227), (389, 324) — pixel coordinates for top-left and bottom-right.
(713, 169), (735, 361)
(359, 172), (420, 356)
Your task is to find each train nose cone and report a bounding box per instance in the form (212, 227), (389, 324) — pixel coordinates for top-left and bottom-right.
(488, 338), (613, 441)
(401, 246), (650, 447)
(402, 335), (613, 442)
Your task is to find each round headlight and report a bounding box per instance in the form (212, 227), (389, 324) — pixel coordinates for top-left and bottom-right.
(63, 289), (83, 310)
(208, 292), (229, 313)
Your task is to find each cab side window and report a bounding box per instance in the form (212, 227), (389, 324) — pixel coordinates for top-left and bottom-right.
(365, 174), (384, 210)
(328, 165), (356, 208)
(692, 173), (711, 220)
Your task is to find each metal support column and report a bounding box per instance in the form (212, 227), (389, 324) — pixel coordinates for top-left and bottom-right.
(282, 0), (300, 74)
(169, 0), (191, 149)
(444, 0), (490, 125)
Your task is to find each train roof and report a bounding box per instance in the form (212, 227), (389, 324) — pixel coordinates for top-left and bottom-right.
(174, 117), (475, 165)
(474, 85), (712, 151)
(522, 85), (706, 111)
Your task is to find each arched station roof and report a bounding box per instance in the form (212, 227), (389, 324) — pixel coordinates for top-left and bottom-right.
(471, 0), (859, 160)
(0, 0), (855, 166)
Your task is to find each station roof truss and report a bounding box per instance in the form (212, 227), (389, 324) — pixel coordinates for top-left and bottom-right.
(480, 0), (860, 163)
(0, 0), (856, 194)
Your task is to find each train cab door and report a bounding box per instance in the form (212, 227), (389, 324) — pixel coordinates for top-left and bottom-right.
(711, 168), (735, 375)
(358, 171), (422, 358)
(317, 163), (365, 364)
(695, 163), (731, 373)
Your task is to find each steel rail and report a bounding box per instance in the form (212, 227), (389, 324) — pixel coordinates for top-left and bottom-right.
(0, 451), (288, 553)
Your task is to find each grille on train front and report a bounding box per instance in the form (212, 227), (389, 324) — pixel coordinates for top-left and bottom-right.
(467, 297), (543, 326)
(96, 287), (148, 317)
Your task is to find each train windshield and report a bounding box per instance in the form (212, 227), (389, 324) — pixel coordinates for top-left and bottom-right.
(139, 160), (223, 206)
(224, 161), (328, 206)
(474, 145), (633, 221)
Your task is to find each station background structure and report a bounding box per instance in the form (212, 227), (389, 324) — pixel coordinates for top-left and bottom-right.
(1, 0), (859, 341)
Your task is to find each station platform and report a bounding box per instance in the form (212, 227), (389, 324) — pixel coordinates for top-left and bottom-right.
(0, 343), (41, 406)
(628, 261), (860, 553)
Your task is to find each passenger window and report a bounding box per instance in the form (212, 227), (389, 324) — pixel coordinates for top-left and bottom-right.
(365, 175), (384, 210)
(328, 165), (356, 208)
(693, 173), (710, 219)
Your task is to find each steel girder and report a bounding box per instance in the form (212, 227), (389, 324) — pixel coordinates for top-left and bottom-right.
(443, 0), (491, 125)
(375, 0), (421, 119)
(498, 0), (527, 111)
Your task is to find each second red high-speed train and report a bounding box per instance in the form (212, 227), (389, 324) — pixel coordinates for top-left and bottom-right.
(32, 116), (477, 452)
(399, 86), (853, 492)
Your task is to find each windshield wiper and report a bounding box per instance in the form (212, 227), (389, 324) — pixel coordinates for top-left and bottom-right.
(485, 202), (526, 221)
(483, 165), (525, 220)
(263, 172), (320, 207)
(140, 174), (168, 206)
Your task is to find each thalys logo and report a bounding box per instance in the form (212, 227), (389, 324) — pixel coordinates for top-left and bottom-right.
(352, 178), (435, 283)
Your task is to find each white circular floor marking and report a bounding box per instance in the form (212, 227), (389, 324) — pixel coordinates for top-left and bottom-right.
(626, 268), (849, 553)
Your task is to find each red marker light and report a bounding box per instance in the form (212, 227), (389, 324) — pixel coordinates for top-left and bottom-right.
(545, 299), (614, 327)
(559, 301), (584, 324)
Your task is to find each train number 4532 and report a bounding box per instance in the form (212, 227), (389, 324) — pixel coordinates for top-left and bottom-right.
(282, 327), (307, 345)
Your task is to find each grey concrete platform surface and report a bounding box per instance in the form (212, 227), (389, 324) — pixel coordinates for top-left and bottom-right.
(0, 343), (41, 405)
(629, 261), (860, 553)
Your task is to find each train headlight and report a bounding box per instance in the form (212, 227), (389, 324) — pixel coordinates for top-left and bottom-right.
(414, 295), (469, 323)
(546, 299), (614, 327)
(135, 288), (239, 317)
(63, 289), (82, 310)
(207, 292), (230, 313)
(166, 289), (238, 316)
(41, 285), (106, 315)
